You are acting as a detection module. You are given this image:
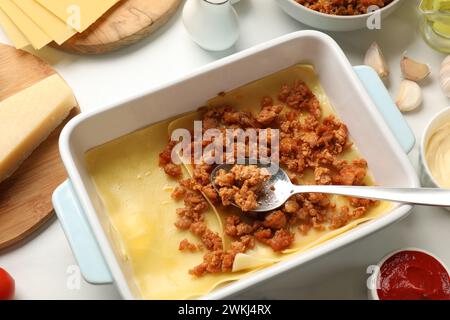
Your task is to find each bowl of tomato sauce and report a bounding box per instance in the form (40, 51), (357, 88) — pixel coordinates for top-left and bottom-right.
(369, 249), (450, 300)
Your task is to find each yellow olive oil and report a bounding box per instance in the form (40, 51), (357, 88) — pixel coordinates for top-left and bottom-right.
(420, 0), (450, 52)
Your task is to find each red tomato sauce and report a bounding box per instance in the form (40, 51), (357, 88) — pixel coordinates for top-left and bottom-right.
(377, 250), (450, 300)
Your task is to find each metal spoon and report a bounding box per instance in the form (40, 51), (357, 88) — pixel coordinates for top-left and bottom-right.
(211, 162), (450, 212)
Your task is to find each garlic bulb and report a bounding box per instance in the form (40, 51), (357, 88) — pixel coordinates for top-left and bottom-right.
(364, 42), (389, 79)
(401, 55), (430, 82)
(396, 80), (423, 112)
(440, 55), (450, 98)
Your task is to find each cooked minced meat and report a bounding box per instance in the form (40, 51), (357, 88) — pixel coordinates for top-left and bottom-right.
(215, 165), (270, 212)
(296, 0), (394, 16)
(161, 79), (377, 277)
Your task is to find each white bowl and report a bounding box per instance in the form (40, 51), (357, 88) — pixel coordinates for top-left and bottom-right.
(368, 248), (450, 300)
(419, 107), (450, 211)
(53, 31), (419, 299)
(276, 0), (405, 32)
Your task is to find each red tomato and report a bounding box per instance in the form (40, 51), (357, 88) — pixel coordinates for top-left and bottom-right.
(0, 268), (15, 300)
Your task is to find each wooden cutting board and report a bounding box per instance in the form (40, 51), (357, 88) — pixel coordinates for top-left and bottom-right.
(0, 44), (79, 251)
(52, 0), (181, 54)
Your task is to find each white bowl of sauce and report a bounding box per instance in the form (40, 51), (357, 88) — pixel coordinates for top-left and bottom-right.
(369, 248), (450, 300)
(420, 107), (450, 210)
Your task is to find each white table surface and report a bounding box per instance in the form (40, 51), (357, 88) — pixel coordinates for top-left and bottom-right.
(0, 0), (449, 300)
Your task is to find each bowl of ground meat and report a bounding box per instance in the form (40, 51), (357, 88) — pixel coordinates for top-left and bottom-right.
(276, 0), (404, 31)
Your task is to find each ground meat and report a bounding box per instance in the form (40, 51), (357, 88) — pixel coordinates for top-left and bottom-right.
(268, 230), (295, 252)
(261, 96), (274, 108)
(234, 188), (258, 213)
(257, 104), (284, 126)
(231, 235), (256, 253)
(316, 116), (350, 155)
(296, 0), (394, 16)
(255, 229), (294, 252)
(160, 79), (378, 277)
(159, 141), (182, 178)
(348, 196), (377, 208)
(172, 176), (220, 254)
(202, 184), (219, 202)
(329, 199), (375, 229)
(159, 141), (176, 165)
(278, 80), (321, 119)
(218, 187), (237, 207)
(223, 109), (260, 128)
(224, 215), (256, 238)
(184, 190), (209, 213)
(179, 239), (200, 252)
(215, 165), (271, 212)
(263, 211), (287, 229)
(189, 235), (256, 277)
(315, 167), (332, 185)
(163, 163), (182, 178)
(215, 170), (235, 187)
(174, 216), (193, 230)
(201, 229), (223, 251)
(189, 221), (223, 251)
(330, 206), (351, 229)
(193, 162), (213, 186)
(333, 159), (368, 186)
(171, 186), (186, 200)
(224, 212), (293, 252)
(284, 199), (300, 213)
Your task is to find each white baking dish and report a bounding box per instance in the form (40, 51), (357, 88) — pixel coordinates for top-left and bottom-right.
(53, 31), (419, 300)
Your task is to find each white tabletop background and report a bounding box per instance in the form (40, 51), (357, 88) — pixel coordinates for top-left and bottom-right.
(0, 0), (449, 300)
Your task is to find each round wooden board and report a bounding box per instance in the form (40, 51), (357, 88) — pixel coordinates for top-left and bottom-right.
(52, 0), (181, 54)
(0, 44), (78, 251)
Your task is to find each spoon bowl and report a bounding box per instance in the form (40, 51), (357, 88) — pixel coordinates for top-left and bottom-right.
(211, 160), (293, 212)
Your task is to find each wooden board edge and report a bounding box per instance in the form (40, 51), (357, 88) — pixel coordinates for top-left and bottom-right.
(51, 0), (181, 54)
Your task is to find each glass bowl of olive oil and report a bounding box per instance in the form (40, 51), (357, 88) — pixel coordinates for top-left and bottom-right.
(420, 0), (450, 52)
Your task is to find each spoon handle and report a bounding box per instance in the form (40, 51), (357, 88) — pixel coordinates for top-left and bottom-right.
(292, 185), (450, 207)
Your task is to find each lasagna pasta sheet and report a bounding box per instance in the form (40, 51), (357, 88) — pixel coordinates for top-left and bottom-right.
(86, 120), (249, 300)
(86, 65), (392, 300)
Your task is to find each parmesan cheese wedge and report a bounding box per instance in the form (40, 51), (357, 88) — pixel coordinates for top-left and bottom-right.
(0, 74), (76, 183)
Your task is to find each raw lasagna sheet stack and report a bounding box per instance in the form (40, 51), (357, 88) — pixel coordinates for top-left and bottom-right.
(0, 0), (119, 49)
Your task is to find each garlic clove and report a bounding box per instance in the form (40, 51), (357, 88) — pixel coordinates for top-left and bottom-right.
(440, 55), (450, 98)
(396, 80), (423, 112)
(364, 42), (389, 79)
(440, 65), (450, 98)
(400, 55), (430, 82)
(442, 55), (450, 67)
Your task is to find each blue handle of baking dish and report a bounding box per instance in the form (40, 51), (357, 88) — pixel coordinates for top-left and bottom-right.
(52, 181), (113, 284)
(353, 65), (416, 154)
(51, 66), (414, 286)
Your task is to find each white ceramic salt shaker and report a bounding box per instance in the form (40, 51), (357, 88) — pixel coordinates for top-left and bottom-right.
(182, 0), (240, 51)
